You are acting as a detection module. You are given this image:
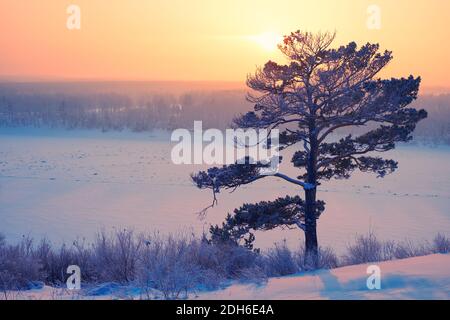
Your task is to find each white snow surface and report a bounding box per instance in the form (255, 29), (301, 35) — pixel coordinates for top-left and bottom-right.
(4, 254), (450, 300)
(196, 254), (450, 300)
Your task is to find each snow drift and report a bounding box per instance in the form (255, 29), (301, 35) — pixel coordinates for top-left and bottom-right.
(196, 253), (450, 300)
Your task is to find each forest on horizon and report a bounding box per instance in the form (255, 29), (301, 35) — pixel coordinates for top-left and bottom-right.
(0, 81), (449, 145)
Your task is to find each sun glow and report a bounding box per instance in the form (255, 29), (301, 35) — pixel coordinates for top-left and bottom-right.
(249, 32), (283, 52)
(0, 1), (449, 86)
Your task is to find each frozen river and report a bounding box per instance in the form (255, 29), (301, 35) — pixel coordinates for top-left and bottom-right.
(1, 128), (449, 253)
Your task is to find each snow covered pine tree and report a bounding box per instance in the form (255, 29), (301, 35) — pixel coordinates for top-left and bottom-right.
(191, 31), (427, 269)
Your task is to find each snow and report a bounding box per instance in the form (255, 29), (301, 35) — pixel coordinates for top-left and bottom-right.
(4, 254), (449, 300)
(0, 127), (449, 252)
(196, 254), (450, 300)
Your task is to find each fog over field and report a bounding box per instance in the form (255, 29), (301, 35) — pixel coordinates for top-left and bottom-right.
(0, 81), (449, 144)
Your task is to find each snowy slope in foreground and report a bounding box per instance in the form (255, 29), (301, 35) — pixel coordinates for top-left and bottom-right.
(197, 254), (450, 300)
(5, 254), (450, 300)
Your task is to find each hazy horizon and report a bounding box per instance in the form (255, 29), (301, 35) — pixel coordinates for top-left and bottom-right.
(0, 80), (449, 96)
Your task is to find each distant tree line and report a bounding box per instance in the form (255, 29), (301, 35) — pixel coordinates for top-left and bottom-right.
(412, 94), (450, 144)
(0, 87), (250, 131)
(0, 86), (448, 144)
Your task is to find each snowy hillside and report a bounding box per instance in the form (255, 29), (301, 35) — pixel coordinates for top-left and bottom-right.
(4, 254), (449, 300)
(196, 254), (450, 300)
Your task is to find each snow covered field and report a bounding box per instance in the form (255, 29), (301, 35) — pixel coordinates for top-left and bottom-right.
(0, 128), (449, 252)
(197, 254), (450, 300)
(4, 254), (449, 300)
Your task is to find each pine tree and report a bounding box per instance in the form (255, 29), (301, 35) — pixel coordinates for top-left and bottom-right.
(192, 31), (427, 269)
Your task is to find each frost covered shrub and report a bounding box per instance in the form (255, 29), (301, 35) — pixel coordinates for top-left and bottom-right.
(92, 230), (142, 283)
(392, 240), (431, 259)
(316, 247), (339, 269)
(36, 238), (97, 285)
(341, 233), (441, 264)
(432, 234), (450, 254)
(195, 230), (259, 278)
(185, 237), (222, 271)
(182, 237), (251, 283)
(138, 257), (201, 300)
(135, 232), (260, 298)
(136, 234), (212, 299)
(235, 265), (268, 284)
(380, 240), (396, 261)
(0, 230), (447, 296)
(261, 242), (338, 275)
(213, 244), (259, 278)
(0, 235), (43, 291)
(264, 241), (299, 276)
(293, 245), (338, 271)
(35, 240), (75, 285)
(342, 233), (383, 265)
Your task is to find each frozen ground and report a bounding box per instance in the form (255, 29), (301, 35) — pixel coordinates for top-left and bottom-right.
(197, 253), (450, 300)
(0, 127), (449, 252)
(4, 254), (449, 300)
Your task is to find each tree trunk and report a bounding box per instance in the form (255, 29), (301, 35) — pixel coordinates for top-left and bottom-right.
(304, 120), (319, 270)
(304, 186), (318, 270)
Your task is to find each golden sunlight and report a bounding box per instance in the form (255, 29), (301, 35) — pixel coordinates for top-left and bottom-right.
(248, 32), (283, 52)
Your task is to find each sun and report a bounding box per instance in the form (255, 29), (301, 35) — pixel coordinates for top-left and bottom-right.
(250, 32), (283, 52)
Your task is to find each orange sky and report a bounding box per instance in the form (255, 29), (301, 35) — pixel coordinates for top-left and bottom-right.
(0, 0), (449, 88)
